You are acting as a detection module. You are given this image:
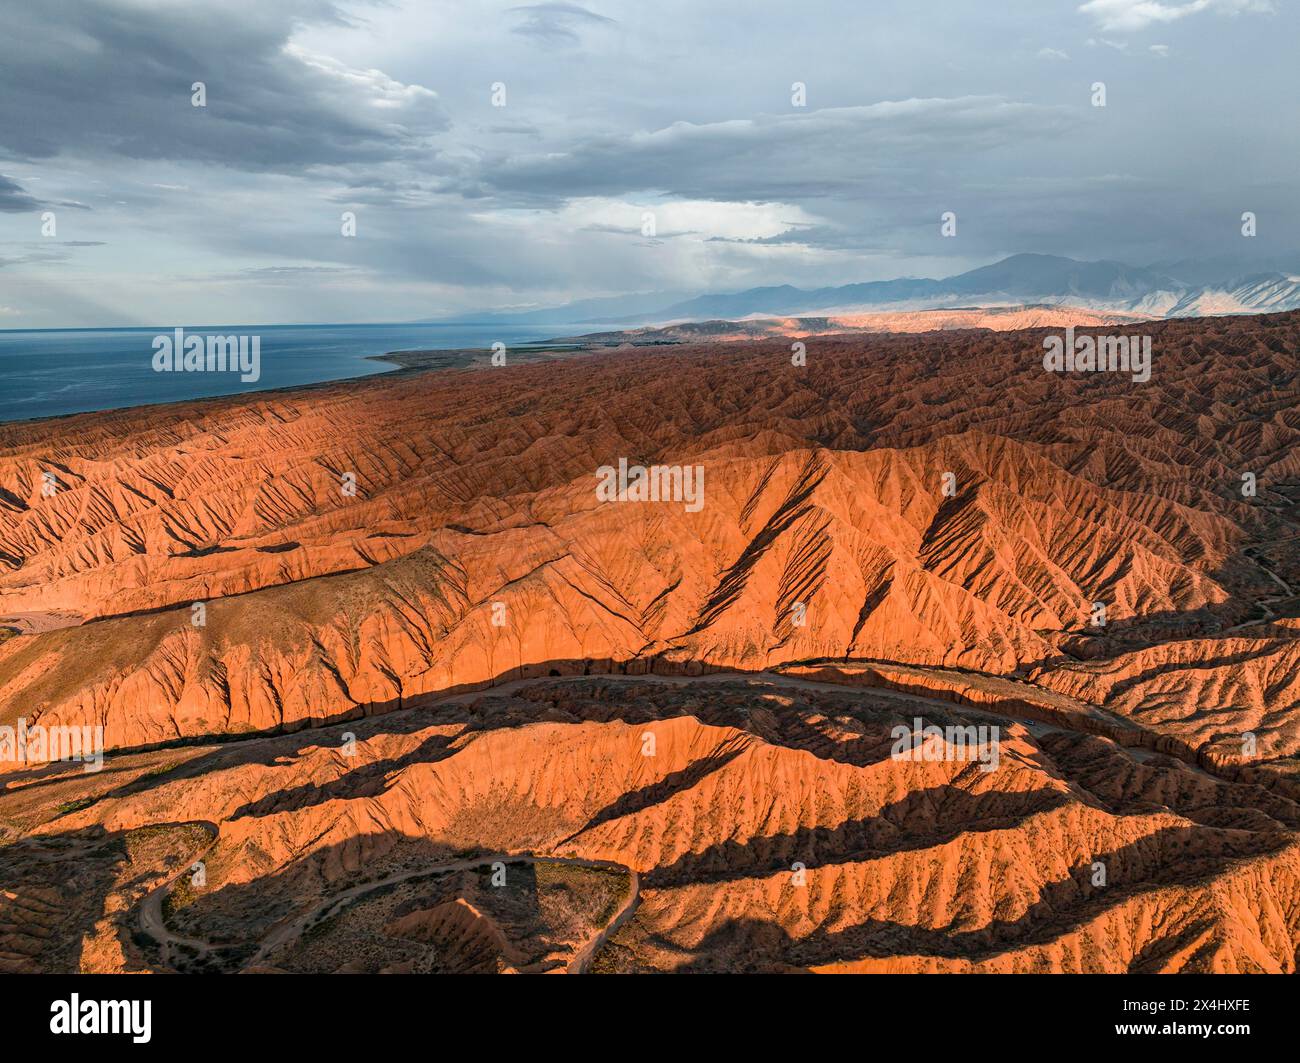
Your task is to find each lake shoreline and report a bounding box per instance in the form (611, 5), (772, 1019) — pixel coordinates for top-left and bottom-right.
(0, 324), (605, 427)
(0, 338), (631, 431)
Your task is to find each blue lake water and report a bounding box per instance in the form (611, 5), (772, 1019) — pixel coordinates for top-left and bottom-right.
(0, 322), (578, 424)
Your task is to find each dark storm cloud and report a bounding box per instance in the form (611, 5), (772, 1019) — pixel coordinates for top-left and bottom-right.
(0, 175), (42, 212)
(0, 0), (447, 172)
(1, 0), (1293, 328)
(479, 98), (1080, 205)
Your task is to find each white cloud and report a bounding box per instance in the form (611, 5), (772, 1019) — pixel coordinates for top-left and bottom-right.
(564, 197), (819, 242)
(1038, 47), (1071, 59)
(1078, 0), (1272, 33)
(282, 44), (440, 112)
(1149, 43), (1171, 55)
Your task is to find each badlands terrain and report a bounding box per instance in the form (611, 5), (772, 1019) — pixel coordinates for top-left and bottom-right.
(2, 310), (1300, 973)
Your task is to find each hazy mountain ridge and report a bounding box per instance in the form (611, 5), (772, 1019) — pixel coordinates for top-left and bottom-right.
(431, 253), (1300, 328)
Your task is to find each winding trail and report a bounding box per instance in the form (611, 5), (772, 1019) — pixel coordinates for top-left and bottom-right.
(567, 862), (640, 974)
(139, 844), (639, 974)
(137, 821), (219, 968)
(131, 656), (1254, 972)
(133, 669), (1016, 973)
(1222, 537), (1298, 633)
(247, 852), (639, 972)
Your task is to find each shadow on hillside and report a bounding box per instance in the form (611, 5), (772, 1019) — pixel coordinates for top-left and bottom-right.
(643, 784), (1071, 889)
(68, 666), (1018, 816)
(673, 824), (1288, 973)
(147, 834), (563, 974)
(9, 759), (1293, 974)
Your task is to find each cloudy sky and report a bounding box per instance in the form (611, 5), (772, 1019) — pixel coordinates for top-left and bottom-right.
(0, 0), (1295, 327)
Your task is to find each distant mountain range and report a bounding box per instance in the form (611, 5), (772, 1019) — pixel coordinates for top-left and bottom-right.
(426, 252), (1300, 327)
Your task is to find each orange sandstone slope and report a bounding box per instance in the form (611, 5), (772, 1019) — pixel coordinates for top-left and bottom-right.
(16, 676), (1300, 974)
(1, 312), (1296, 755)
(2, 311), (1300, 973)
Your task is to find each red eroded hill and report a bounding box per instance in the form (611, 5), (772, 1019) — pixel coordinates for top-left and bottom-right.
(2, 312), (1299, 973)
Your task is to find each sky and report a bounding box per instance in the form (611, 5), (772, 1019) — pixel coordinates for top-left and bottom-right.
(0, 0), (1296, 328)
